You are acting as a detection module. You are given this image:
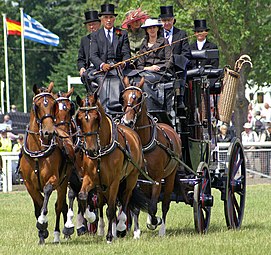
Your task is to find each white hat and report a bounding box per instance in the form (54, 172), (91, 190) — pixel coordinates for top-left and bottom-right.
(141, 18), (163, 28)
(243, 122), (252, 129)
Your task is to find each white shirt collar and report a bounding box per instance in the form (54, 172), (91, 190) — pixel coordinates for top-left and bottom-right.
(197, 39), (206, 50)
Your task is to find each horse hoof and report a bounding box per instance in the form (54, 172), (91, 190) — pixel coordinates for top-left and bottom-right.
(146, 223), (157, 230)
(77, 226), (87, 236)
(38, 229), (49, 242)
(36, 221), (48, 231)
(62, 226), (74, 236)
(117, 230), (126, 238)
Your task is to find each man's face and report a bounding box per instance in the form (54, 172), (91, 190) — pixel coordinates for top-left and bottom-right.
(86, 21), (101, 33)
(195, 30), (208, 42)
(101, 15), (116, 30)
(161, 17), (174, 31)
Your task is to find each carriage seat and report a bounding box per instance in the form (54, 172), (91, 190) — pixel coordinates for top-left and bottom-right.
(186, 67), (223, 79)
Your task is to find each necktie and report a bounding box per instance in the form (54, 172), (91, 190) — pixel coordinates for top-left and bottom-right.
(107, 30), (111, 43)
(165, 30), (170, 39)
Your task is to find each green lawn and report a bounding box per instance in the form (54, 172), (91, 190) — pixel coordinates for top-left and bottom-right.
(0, 184), (271, 255)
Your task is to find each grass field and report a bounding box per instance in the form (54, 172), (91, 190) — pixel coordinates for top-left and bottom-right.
(1, 183), (271, 255)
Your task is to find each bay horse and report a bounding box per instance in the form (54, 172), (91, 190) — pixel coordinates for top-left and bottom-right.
(121, 76), (182, 236)
(19, 82), (73, 244)
(75, 92), (144, 243)
(54, 89), (99, 236)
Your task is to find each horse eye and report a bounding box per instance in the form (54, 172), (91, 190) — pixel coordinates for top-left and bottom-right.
(132, 94), (136, 100)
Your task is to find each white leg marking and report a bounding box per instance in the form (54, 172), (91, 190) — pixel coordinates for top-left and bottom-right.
(53, 231), (60, 243)
(38, 211), (48, 225)
(65, 208), (74, 228)
(133, 229), (141, 239)
(76, 213), (84, 229)
(158, 219), (166, 237)
(97, 217), (105, 236)
(84, 208), (96, 223)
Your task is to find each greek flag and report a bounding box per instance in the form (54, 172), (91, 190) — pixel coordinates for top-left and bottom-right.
(23, 13), (59, 46)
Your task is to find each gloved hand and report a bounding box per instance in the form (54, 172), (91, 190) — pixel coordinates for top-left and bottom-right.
(102, 63), (111, 72)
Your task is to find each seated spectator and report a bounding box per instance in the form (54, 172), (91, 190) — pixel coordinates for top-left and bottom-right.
(241, 122), (259, 177)
(216, 124), (232, 142)
(12, 134), (24, 152)
(3, 114), (12, 127)
(252, 110), (265, 137)
(241, 122), (259, 143)
(10, 104), (17, 113)
(261, 103), (271, 122)
(0, 129), (12, 152)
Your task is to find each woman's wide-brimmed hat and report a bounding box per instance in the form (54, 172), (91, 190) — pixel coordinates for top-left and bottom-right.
(121, 8), (149, 29)
(141, 18), (163, 28)
(83, 10), (100, 24)
(98, 3), (118, 17)
(193, 19), (210, 32)
(243, 122), (252, 129)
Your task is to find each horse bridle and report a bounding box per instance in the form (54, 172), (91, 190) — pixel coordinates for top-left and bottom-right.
(55, 96), (74, 135)
(121, 86), (146, 127)
(77, 103), (102, 158)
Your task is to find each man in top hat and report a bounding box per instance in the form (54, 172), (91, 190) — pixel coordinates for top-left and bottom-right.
(159, 5), (191, 111)
(77, 10), (101, 90)
(190, 19), (219, 68)
(90, 3), (131, 115)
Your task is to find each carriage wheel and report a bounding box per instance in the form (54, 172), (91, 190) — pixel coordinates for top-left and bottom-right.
(193, 162), (213, 234)
(224, 137), (246, 229)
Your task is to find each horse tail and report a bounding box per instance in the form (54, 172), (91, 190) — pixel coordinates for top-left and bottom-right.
(129, 186), (150, 213)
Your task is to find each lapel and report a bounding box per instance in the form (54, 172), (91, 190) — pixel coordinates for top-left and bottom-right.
(172, 27), (178, 50)
(112, 28), (118, 53)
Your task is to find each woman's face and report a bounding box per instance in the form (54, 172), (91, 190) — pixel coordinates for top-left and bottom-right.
(146, 26), (159, 37)
(130, 20), (141, 30)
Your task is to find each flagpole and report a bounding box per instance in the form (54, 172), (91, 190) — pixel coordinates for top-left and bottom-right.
(20, 8), (27, 113)
(2, 14), (9, 113)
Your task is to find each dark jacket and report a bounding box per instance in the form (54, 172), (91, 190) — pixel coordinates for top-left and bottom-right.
(90, 28), (131, 70)
(190, 39), (219, 68)
(171, 27), (191, 60)
(77, 34), (92, 71)
(137, 37), (172, 72)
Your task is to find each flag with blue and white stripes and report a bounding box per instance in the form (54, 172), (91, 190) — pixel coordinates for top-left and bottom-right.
(23, 13), (59, 46)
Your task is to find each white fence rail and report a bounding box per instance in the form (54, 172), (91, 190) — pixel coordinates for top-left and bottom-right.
(0, 152), (19, 192)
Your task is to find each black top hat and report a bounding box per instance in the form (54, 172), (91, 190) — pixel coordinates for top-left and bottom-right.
(84, 10), (100, 24)
(98, 4), (118, 17)
(159, 6), (174, 19)
(193, 19), (210, 32)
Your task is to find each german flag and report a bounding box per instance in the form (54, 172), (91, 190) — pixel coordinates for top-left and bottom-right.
(6, 18), (21, 36)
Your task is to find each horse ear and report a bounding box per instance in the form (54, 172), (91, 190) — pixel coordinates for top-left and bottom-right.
(76, 95), (82, 106)
(123, 76), (130, 88)
(33, 84), (39, 95)
(66, 87), (74, 98)
(138, 77), (145, 88)
(48, 82), (54, 93)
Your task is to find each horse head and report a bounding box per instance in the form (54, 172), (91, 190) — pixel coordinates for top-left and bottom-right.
(121, 76), (145, 128)
(32, 82), (57, 142)
(54, 87), (75, 134)
(76, 92), (103, 156)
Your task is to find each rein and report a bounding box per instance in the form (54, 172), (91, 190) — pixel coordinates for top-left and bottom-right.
(93, 33), (199, 75)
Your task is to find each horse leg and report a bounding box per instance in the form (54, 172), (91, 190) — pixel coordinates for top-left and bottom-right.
(63, 187), (76, 237)
(116, 174), (138, 238)
(86, 191), (99, 234)
(106, 183), (119, 243)
(97, 197), (105, 236)
(159, 170), (176, 237)
(53, 181), (69, 243)
(36, 183), (53, 244)
(132, 207), (141, 239)
(146, 183), (162, 231)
